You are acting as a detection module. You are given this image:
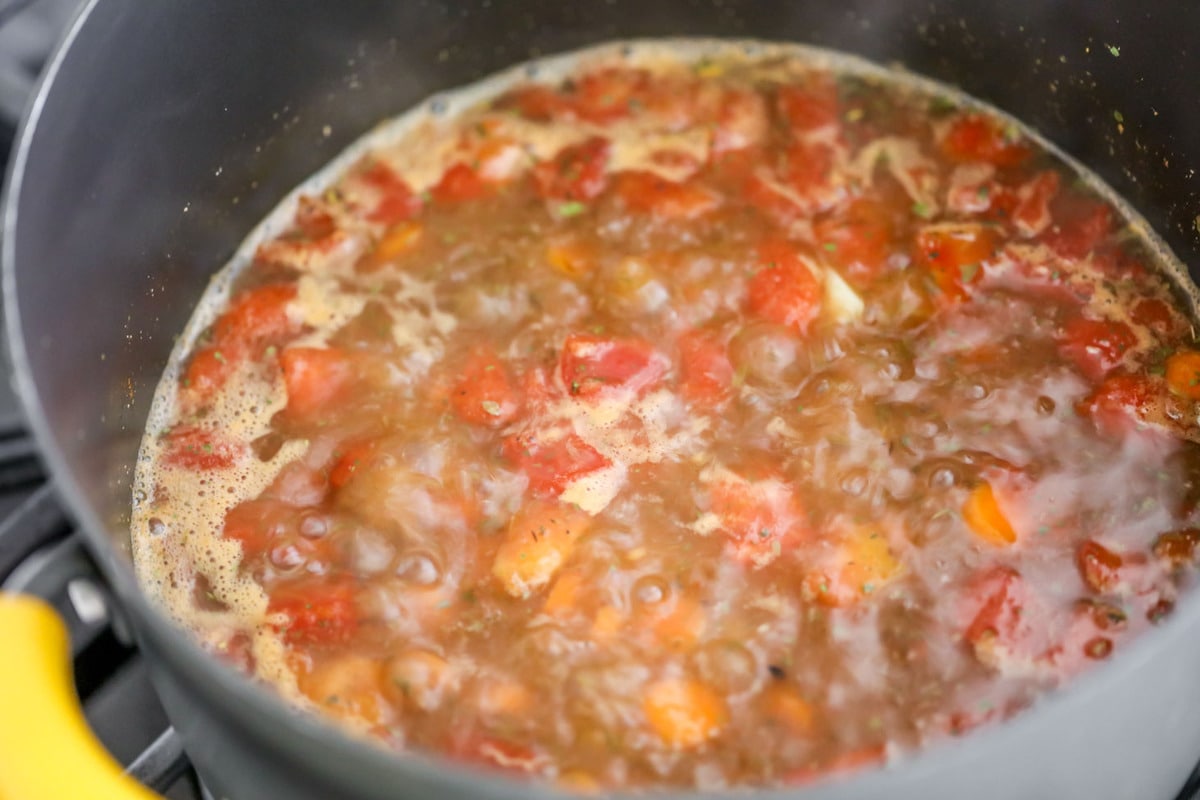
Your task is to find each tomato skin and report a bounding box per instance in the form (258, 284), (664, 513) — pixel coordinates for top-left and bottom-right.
(161, 425), (244, 471)
(450, 347), (522, 427)
(1011, 170), (1060, 237)
(502, 430), (611, 496)
(814, 197), (895, 286)
(532, 137), (610, 203)
(746, 240), (823, 333)
(1042, 193), (1112, 259)
(612, 171), (721, 219)
(963, 567), (1029, 648)
(280, 347), (356, 419)
(357, 161), (423, 224)
(328, 440), (378, 490)
(940, 113), (1030, 167)
(914, 223), (998, 301)
(268, 579), (359, 646)
(1058, 316), (1137, 382)
(560, 334), (666, 397)
(677, 330), (733, 405)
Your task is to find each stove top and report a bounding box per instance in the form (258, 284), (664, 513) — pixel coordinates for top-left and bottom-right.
(1, 3), (1199, 799)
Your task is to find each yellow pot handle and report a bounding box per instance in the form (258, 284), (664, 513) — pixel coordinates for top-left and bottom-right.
(0, 594), (161, 800)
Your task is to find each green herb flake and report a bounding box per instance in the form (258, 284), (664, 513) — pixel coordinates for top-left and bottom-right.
(960, 262), (980, 284)
(912, 201), (934, 219)
(822, 242), (838, 252)
(557, 200), (587, 218)
(1107, 43), (1121, 57)
(1113, 110), (1125, 124)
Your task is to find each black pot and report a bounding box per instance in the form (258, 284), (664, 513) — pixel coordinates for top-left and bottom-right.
(4, 2), (1200, 798)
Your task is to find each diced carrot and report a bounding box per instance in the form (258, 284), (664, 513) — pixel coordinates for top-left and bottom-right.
(543, 570), (584, 617)
(1076, 540), (1123, 594)
(361, 220), (423, 271)
(962, 482), (1017, 546)
(161, 424), (244, 471)
(328, 439), (378, 489)
(502, 430), (611, 497)
(612, 171), (722, 220)
(477, 678), (536, 718)
(805, 526), (902, 607)
(760, 683), (815, 735)
(775, 76), (840, 134)
(677, 330), (733, 405)
(449, 346), (521, 427)
(560, 334), (666, 397)
(1166, 350), (1200, 400)
(297, 653), (387, 724)
(648, 594), (706, 649)
(940, 113), (1030, 168)
(532, 136), (610, 203)
(545, 238), (598, 279)
(591, 605), (625, 639)
(269, 578), (359, 646)
(279, 347), (356, 419)
(814, 196), (895, 287)
(915, 223), (998, 301)
(491, 501), (593, 597)
(642, 677), (728, 749)
(1059, 316), (1136, 382)
(746, 240), (823, 333)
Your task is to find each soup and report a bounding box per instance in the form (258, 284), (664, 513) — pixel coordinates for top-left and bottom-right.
(131, 41), (1200, 790)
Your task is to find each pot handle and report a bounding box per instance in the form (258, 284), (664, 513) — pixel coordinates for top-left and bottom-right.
(0, 594), (162, 800)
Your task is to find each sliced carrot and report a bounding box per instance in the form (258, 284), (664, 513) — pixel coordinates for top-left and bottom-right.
(477, 679), (535, 718)
(543, 570), (585, 617)
(491, 501), (593, 597)
(760, 683), (815, 735)
(297, 653), (387, 725)
(591, 605), (625, 639)
(962, 482), (1017, 546)
(1166, 350), (1200, 400)
(805, 526), (902, 607)
(545, 238), (598, 279)
(642, 677), (728, 749)
(361, 220), (423, 271)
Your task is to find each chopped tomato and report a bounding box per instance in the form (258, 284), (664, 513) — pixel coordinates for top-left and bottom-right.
(778, 140), (837, 200)
(432, 162), (489, 204)
(161, 425), (243, 471)
(915, 223), (998, 301)
(269, 579), (359, 646)
(223, 497), (297, 558)
(329, 440), (378, 489)
(775, 77), (840, 134)
(450, 347), (521, 427)
(560, 334), (666, 397)
(677, 330), (733, 405)
(962, 567), (1031, 648)
(1075, 373), (1158, 435)
(502, 430), (611, 496)
(711, 88), (769, 154)
(1076, 540), (1123, 594)
(293, 196), (338, 240)
(572, 67), (648, 124)
(1042, 193), (1112, 259)
(709, 472), (807, 565)
(532, 136), (610, 203)
(1011, 170), (1059, 237)
(746, 240), (823, 333)
(1130, 298), (1175, 336)
(613, 171), (721, 219)
(940, 113), (1030, 168)
(1165, 349), (1200, 400)
(1058, 316), (1136, 381)
(357, 161), (423, 224)
(505, 84), (573, 121)
(213, 283), (298, 350)
(280, 347), (356, 418)
(814, 197), (895, 286)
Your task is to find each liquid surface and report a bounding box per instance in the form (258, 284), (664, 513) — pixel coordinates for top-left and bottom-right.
(132, 40), (1200, 791)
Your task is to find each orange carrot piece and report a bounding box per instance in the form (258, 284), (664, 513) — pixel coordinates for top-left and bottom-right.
(963, 482), (1017, 546)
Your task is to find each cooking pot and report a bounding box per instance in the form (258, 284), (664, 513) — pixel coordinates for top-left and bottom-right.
(2, 2), (1200, 798)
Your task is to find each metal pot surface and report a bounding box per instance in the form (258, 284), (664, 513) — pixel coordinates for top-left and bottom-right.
(3, 2), (1200, 798)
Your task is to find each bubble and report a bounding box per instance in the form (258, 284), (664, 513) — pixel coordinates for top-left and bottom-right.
(396, 551), (441, 586)
(632, 574), (670, 606)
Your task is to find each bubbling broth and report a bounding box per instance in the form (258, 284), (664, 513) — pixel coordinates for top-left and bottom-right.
(132, 39), (1200, 790)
